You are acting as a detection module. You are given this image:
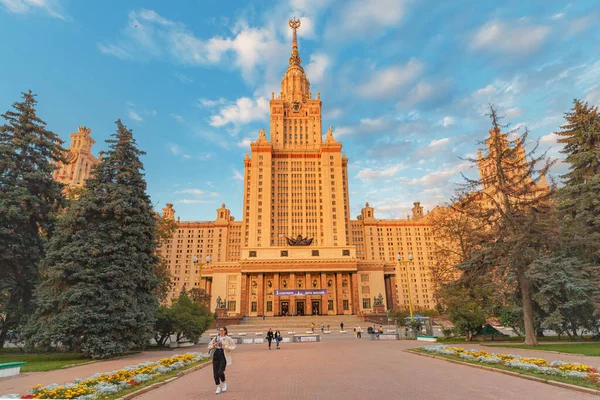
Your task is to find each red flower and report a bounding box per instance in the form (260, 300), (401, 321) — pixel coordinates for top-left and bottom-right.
(129, 380), (140, 386)
(21, 395), (35, 399)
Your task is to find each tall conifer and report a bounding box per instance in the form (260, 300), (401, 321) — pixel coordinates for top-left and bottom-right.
(29, 120), (158, 358)
(0, 91), (65, 347)
(555, 99), (600, 262)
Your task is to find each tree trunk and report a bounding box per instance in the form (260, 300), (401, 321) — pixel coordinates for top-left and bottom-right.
(518, 270), (538, 346)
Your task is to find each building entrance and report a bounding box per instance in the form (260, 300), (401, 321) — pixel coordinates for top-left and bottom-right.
(311, 301), (320, 315)
(296, 301), (305, 316)
(280, 301), (289, 316)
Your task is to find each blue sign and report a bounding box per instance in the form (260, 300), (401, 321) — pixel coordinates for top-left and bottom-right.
(274, 289), (327, 296)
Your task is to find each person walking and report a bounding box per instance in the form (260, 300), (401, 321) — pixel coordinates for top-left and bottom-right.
(357, 325), (362, 339)
(340, 322), (344, 331)
(266, 328), (274, 350)
(208, 326), (236, 394)
(274, 330), (282, 349)
(320, 323), (324, 333)
(310, 322), (315, 333)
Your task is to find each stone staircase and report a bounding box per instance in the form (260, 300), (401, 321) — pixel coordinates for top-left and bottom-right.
(209, 315), (369, 336)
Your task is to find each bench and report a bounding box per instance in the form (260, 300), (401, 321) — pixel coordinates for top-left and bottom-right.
(0, 362), (26, 378)
(416, 336), (438, 342)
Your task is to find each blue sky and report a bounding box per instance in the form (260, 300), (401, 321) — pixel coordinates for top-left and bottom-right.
(1, 0), (599, 221)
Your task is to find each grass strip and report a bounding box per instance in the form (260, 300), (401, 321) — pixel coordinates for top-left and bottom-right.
(408, 348), (600, 392)
(482, 343), (600, 356)
(0, 353), (92, 372)
(105, 359), (210, 400)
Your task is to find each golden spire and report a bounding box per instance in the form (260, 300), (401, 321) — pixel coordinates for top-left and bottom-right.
(288, 18), (301, 65)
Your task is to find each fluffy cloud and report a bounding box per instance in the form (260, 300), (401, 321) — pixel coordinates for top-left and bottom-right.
(237, 137), (253, 148)
(176, 189), (219, 197)
(357, 59), (424, 99)
(232, 168), (244, 181)
(198, 97), (227, 108)
(128, 109), (143, 122)
(305, 53), (329, 84)
(168, 143), (181, 155)
(355, 163), (405, 182)
(471, 20), (551, 55)
(99, 9), (287, 83)
(441, 116), (454, 127)
(326, 0), (410, 40)
(208, 97), (270, 128)
(1, 0), (66, 19)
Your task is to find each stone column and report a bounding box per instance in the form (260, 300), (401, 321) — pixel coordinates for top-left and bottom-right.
(290, 272), (295, 315)
(305, 272), (312, 315)
(240, 274), (249, 316)
(336, 273), (344, 315)
(257, 273), (265, 316)
(321, 272), (328, 315)
(274, 272), (280, 316)
(351, 272), (359, 315)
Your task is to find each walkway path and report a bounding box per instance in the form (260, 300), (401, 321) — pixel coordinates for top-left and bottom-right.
(0, 348), (199, 396)
(137, 340), (598, 400)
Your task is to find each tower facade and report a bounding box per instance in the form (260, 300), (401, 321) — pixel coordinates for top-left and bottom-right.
(52, 126), (100, 188)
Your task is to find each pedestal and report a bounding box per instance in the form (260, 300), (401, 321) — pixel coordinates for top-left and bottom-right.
(215, 307), (227, 318)
(373, 304), (385, 314)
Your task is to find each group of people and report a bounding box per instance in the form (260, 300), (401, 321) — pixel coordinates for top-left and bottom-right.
(367, 325), (385, 339)
(310, 322), (331, 333)
(266, 328), (283, 349)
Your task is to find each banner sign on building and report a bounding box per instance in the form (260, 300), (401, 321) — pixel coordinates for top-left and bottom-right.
(274, 289), (327, 296)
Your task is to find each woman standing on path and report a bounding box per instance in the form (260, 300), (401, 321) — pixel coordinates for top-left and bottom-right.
(208, 326), (236, 394)
(274, 330), (282, 349)
(266, 328), (274, 350)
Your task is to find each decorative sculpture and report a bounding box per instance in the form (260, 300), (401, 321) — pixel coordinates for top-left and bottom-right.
(216, 296), (223, 308)
(286, 234), (314, 246)
(373, 293), (385, 306)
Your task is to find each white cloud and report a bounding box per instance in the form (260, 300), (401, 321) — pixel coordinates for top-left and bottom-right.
(540, 132), (560, 145)
(584, 85), (600, 105)
(170, 113), (185, 123)
(176, 189), (219, 197)
(1, 0), (66, 19)
(232, 168), (244, 181)
(97, 43), (133, 60)
(128, 109), (143, 122)
(324, 108), (342, 119)
(357, 59), (424, 99)
(402, 81), (437, 106)
(441, 116), (454, 127)
(408, 162), (470, 189)
(428, 138), (450, 148)
(168, 143), (181, 155)
(471, 20), (551, 55)
(505, 107), (523, 118)
(178, 199), (214, 204)
(237, 137), (253, 148)
(173, 71), (193, 83)
(476, 84), (496, 97)
(326, 0), (409, 40)
(209, 97), (269, 128)
(551, 13), (564, 20)
(356, 163), (405, 182)
(198, 97), (227, 108)
(305, 53), (329, 84)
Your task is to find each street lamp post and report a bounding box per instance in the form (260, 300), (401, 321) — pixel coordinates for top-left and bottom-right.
(396, 252), (414, 329)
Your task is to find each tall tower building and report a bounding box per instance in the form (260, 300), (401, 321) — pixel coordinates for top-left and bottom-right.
(53, 126), (100, 188)
(243, 19), (350, 249)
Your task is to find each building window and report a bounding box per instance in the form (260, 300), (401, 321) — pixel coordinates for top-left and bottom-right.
(342, 279), (348, 288)
(312, 250), (319, 256)
(251, 301), (257, 312)
(227, 301), (236, 312)
(362, 298), (371, 309)
(328, 300), (334, 311)
(343, 300), (349, 310)
(361, 286), (370, 294)
(249, 251), (257, 257)
(266, 301), (272, 312)
(281, 250), (288, 257)
(342, 249), (350, 256)
(361, 274), (369, 282)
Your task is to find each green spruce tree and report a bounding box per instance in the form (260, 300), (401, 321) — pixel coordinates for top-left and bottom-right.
(0, 91), (65, 348)
(555, 99), (600, 263)
(29, 120), (158, 358)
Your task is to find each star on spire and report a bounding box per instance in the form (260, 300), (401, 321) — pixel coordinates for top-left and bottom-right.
(288, 18), (301, 65)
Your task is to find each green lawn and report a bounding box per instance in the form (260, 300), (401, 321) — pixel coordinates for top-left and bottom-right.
(438, 335), (594, 344)
(410, 349), (600, 391)
(483, 343), (600, 356)
(0, 352), (92, 372)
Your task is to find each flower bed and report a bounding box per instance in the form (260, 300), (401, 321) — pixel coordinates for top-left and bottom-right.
(420, 345), (600, 386)
(2, 353), (207, 399)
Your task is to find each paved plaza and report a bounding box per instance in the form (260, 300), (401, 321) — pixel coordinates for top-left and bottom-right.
(2, 339), (599, 399)
(137, 340), (597, 400)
